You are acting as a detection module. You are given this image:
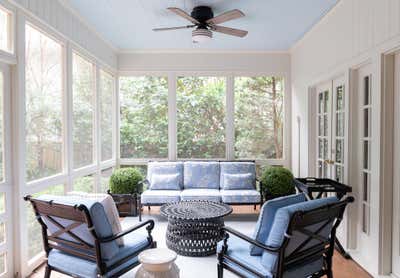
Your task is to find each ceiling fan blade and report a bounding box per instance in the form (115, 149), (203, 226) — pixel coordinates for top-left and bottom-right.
(206, 9), (245, 25)
(153, 25), (195, 32)
(168, 7), (200, 25)
(210, 25), (248, 37)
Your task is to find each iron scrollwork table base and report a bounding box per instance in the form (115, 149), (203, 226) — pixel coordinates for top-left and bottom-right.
(161, 201), (232, 257)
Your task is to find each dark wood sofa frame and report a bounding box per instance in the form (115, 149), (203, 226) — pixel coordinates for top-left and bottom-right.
(217, 196), (354, 278)
(24, 195), (157, 278)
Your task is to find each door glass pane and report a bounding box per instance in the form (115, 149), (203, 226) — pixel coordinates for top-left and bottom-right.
(25, 24), (63, 181)
(100, 168), (113, 193)
(323, 139), (328, 159)
(72, 53), (95, 169)
(363, 141), (369, 170)
(364, 76), (370, 105)
(318, 93), (323, 113)
(0, 222), (5, 244)
(73, 175), (95, 193)
(336, 86), (344, 110)
(324, 90), (329, 113)
(0, 193), (5, 214)
(323, 115), (328, 136)
(100, 70), (114, 161)
(0, 73), (3, 182)
(336, 112), (344, 137)
(0, 253), (5, 275)
(318, 161), (323, 177)
(335, 139), (343, 163)
(318, 116), (323, 136)
(318, 139), (323, 158)
(335, 165), (343, 182)
(0, 7), (11, 53)
(364, 109), (369, 137)
(363, 173), (369, 202)
(178, 76), (226, 159)
(119, 76), (168, 159)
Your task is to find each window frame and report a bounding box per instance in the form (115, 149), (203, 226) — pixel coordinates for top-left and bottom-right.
(0, 2), (15, 59)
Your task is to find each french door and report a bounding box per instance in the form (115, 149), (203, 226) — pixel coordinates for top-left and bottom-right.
(315, 77), (346, 183)
(0, 62), (13, 277)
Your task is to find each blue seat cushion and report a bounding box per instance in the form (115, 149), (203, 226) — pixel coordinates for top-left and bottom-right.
(183, 161), (220, 189)
(221, 189), (261, 204)
(147, 162), (184, 189)
(48, 232), (150, 277)
(217, 235), (272, 278)
(37, 195), (119, 260)
(141, 190), (181, 204)
(261, 197), (338, 273)
(220, 162), (256, 190)
(180, 189), (221, 202)
(250, 194), (306, 256)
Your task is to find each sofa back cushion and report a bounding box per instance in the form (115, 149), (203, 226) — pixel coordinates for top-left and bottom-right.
(147, 162), (183, 190)
(184, 161), (220, 189)
(250, 193), (306, 256)
(36, 195), (120, 260)
(261, 197), (338, 273)
(220, 162), (256, 190)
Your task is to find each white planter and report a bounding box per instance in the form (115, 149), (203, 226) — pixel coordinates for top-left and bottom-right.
(135, 248), (180, 278)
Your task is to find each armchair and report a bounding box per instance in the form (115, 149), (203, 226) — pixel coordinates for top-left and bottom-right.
(25, 195), (157, 278)
(217, 196), (354, 278)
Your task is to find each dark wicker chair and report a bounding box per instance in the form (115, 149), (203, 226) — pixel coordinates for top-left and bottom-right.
(25, 195), (156, 278)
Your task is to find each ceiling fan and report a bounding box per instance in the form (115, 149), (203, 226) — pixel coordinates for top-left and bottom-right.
(153, 6), (248, 43)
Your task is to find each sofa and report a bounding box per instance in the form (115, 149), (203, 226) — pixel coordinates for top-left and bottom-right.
(140, 161), (262, 208)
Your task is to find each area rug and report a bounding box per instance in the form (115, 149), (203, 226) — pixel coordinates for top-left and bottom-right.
(120, 212), (258, 278)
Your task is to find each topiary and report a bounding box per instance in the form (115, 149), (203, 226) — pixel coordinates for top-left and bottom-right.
(260, 166), (295, 197)
(109, 167), (144, 194)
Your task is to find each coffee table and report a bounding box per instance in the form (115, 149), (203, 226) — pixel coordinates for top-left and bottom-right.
(160, 201), (232, 257)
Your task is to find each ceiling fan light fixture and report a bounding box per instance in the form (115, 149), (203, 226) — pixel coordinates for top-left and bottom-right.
(192, 28), (212, 43)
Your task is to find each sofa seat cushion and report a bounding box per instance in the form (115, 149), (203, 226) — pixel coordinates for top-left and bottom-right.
(250, 194), (306, 256)
(184, 161), (220, 189)
(261, 197), (338, 273)
(180, 189), (221, 202)
(141, 190), (181, 204)
(37, 195), (119, 260)
(48, 232), (149, 277)
(150, 173), (181, 190)
(147, 162), (184, 190)
(217, 235), (271, 278)
(221, 189), (261, 204)
(220, 162), (256, 190)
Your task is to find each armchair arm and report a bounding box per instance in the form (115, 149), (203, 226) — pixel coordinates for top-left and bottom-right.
(98, 219), (155, 243)
(222, 226), (281, 253)
(138, 179), (150, 191)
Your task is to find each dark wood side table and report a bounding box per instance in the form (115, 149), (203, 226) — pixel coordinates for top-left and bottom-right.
(294, 177), (352, 259)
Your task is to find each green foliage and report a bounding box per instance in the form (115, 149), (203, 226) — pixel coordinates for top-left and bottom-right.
(73, 176), (94, 193)
(109, 168), (144, 194)
(260, 166), (295, 197)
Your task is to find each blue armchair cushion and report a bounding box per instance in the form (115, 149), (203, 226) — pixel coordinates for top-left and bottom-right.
(183, 161), (220, 189)
(221, 189), (261, 204)
(37, 195), (119, 260)
(141, 190), (181, 204)
(250, 193), (306, 256)
(222, 173), (254, 190)
(48, 232), (150, 277)
(261, 197), (339, 273)
(220, 162), (256, 190)
(147, 162), (184, 189)
(180, 189), (221, 202)
(150, 173), (180, 190)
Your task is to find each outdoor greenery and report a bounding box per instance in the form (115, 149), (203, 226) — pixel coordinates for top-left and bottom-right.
(109, 168), (144, 194)
(0, 74), (3, 181)
(260, 166), (295, 197)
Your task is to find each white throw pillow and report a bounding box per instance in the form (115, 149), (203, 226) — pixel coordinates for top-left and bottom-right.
(222, 173), (254, 190)
(67, 192), (124, 246)
(150, 173), (181, 190)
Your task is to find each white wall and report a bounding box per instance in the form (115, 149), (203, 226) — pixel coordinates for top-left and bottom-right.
(9, 0), (117, 69)
(291, 0), (400, 276)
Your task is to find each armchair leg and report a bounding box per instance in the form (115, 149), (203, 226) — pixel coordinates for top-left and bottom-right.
(148, 206), (151, 211)
(217, 264), (224, 278)
(44, 265), (51, 278)
(253, 204), (257, 211)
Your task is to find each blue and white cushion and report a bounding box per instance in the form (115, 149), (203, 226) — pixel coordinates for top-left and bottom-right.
(250, 193), (306, 256)
(150, 173), (180, 190)
(220, 162), (256, 190)
(220, 189), (261, 204)
(183, 161), (220, 189)
(147, 162), (183, 190)
(222, 173), (254, 190)
(180, 189), (221, 202)
(141, 190), (181, 204)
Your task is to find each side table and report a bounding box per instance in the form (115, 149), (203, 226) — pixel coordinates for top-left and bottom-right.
(135, 248), (179, 278)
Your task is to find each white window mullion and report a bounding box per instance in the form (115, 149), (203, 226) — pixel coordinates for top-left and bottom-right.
(65, 43), (73, 192)
(226, 75), (234, 160)
(95, 65), (101, 193)
(115, 73), (120, 167)
(168, 72), (177, 160)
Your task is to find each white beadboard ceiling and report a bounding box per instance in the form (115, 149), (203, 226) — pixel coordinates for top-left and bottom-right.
(60, 0), (339, 51)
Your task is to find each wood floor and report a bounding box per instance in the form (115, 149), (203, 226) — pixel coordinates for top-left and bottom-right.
(29, 206), (372, 278)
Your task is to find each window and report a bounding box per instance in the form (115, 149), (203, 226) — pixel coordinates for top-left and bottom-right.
(119, 76), (168, 159)
(234, 77), (284, 160)
(177, 76), (226, 158)
(0, 6), (12, 53)
(100, 167), (113, 193)
(72, 53), (95, 169)
(73, 174), (95, 193)
(100, 70), (114, 161)
(0, 73), (3, 182)
(25, 24), (63, 181)
(27, 184), (64, 259)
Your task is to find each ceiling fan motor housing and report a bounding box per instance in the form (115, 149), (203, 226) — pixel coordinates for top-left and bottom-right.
(191, 6), (214, 24)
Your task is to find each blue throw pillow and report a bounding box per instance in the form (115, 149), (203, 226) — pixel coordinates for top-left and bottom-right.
(150, 173), (181, 190)
(223, 173), (254, 190)
(250, 193), (306, 256)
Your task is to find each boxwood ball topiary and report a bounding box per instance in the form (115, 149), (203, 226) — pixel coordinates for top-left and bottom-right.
(109, 168), (144, 194)
(261, 166), (295, 197)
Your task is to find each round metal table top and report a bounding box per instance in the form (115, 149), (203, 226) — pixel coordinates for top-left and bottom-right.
(160, 200), (232, 221)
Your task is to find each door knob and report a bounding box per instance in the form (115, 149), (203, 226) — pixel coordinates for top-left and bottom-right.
(324, 159), (335, 165)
